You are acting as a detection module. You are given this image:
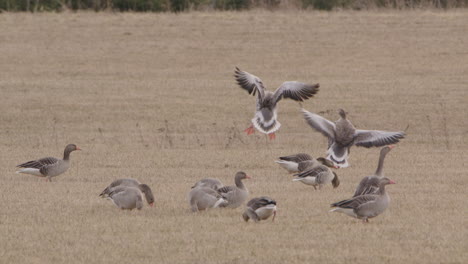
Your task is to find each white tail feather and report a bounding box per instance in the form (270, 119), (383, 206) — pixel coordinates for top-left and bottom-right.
(16, 168), (43, 176)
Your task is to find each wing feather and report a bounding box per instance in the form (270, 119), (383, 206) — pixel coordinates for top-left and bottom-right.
(273, 82), (319, 103)
(302, 109), (336, 139)
(234, 67), (265, 99)
(354, 129), (405, 148)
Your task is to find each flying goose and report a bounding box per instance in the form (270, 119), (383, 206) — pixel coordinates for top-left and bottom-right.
(353, 146), (394, 197)
(108, 186), (146, 210)
(188, 187), (228, 212)
(243, 197), (277, 222)
(191, 178), (224, 191)
(16, 144), (81, 182)
(302, 108), (405, 168)
(292, 157), (340, 190)
(217, 171), (251, 208)
(330, 177), (396, 222)
(100, 178), (154, 206)
(234, 67), (320, 140)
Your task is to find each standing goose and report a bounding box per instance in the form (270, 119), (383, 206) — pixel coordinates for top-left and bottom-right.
(275, 153), (314, 173)
(188, 187), (228, 212)
(330, 177), (396, 223)
(292, 157), (340, 190)
(107, 186), (145, 210)
(100, 178), (155, 206)
(301, 108), (405, 168)
(191, 178), (224, 191)
(234, 67), (320, 140)
(243, 196), (277, 222)
(16, 144), (81, 182)
(353, 145), (394, 197)
(217, 171), (251, 208)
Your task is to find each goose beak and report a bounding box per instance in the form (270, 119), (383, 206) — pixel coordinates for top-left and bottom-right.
(149, 202), (154, 207)
(246, 175), (252, 179)
(389, 180), (396, 184)
(388, 145), (395, 149)
(76, 146), (82, 151)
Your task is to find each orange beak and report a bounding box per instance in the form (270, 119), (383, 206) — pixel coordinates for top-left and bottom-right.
(246, 175), (252, 179)
(389, 180), (396, 184)
(76, 146), (82, 151)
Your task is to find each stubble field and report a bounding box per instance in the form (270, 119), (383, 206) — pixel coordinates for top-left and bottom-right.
(0, 10), (467, 264)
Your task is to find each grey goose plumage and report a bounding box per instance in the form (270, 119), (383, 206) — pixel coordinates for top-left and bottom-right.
(301, 108), (405, 168)
(353, 146), (394, 197)
(100, 178), (155, 206)
(16, 144), (81, 182)
(188, 187), (228, 212)
(217, 171), (251, 208)
(243, 196), (277, 222)
(275, 153), (314, 173)
(330, 177), (396, 222)
(292, 157), (340, 190)
(191, 178), (224, 191)
(234, 67), (319, 139)
(108, 186), (145, 210)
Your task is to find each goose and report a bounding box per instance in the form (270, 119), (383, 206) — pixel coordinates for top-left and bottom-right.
(275, 153), (313, 173)
(100, 178), (154, 206)
(234, 67), (319, 140)
(217, 171), (251, 208)
(301, 108), (405, 168)
(16, 144), (81, 182)
(330, 177), (396, 222)
(292, 157), (340, 190)
(353, 145), (394, 197)
(191, 178), (224, 191)
(107, 186), (145, 210)
(188, 187), (228, 212)
(242, 196), (277, 222)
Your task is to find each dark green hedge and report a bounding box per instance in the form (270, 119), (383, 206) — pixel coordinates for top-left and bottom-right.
(0, 0), (467, 12)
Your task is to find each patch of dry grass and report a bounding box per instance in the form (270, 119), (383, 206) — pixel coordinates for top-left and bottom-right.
(0, 10), (466, 264)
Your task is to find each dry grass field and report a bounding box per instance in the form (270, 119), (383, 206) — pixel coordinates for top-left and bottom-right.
(0, 10), (467, 264)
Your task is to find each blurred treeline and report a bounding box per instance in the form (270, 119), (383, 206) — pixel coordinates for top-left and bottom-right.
(0, 0), (467, 12)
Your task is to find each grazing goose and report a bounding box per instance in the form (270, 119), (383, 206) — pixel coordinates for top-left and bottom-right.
(353, 146), (394, 197)
(191, 178), (224, 191)
(301, 108), (405, 168)
(16, 144), (81, 182)
(243, 196), (277, 222)
(234, 67), (320, 140)
(275, 153), (313, 173)
(188, 187), (228, 212)
(330, 177), (395, 223)
(217, 171), (251, 208)
(100, 178), (154, 206)
(293, 157), (340, 190)
(108, 186), (145, 210)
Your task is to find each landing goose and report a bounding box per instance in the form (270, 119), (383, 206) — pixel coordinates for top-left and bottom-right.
(330, 177), (395, 222)
(302, 108), (405, 168)
(100, 178), (154, 206)
(234, 67), (319, 140)
(108, 186), (145, 210)
(275, 153), (313, 173)
(217, 171), (251, 208)
(243, 196), (277, 222)
(191, 178), (224, 191)
(353, 146), (394, 197)
(292, 157), (340, 190)
(188, 187), (228, 212)
(16, 144), (81, 182)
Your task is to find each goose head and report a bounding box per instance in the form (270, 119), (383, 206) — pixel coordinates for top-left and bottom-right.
(138, 184), (155, 206)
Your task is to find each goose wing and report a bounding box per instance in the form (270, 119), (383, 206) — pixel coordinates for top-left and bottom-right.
(331, 194), (378, 209)
(17, 157), (59, 169)
(234, 67), (265, 100)
(278, 153), (313, 163)
(353, 176), (380, 197)
(273, 82), (319, 103)
(302, 109), (336, 139)
(354, 129), (405, 148)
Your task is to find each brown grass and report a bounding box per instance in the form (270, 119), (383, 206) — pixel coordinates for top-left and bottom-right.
(0, 10), (467, 264)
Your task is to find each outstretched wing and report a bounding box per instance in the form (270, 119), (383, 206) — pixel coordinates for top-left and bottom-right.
(354, 129), (405, 148)
(302, 109), (336, 139)
(17, 157), (59, 169)
(273, 82), (319, 103)
(234, 67), (265, 100)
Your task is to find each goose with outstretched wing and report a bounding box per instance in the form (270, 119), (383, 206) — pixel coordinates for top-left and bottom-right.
(234, 67), (319, 140)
